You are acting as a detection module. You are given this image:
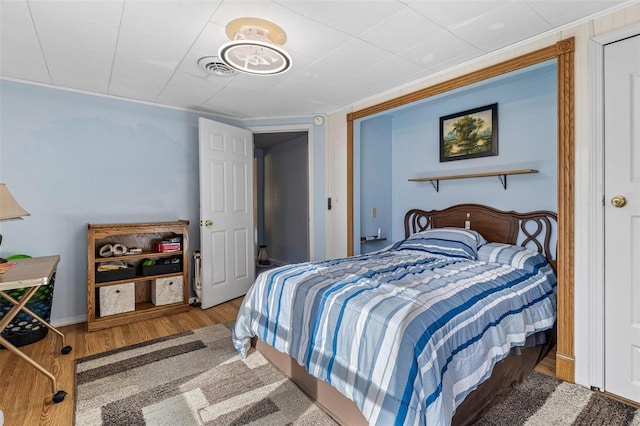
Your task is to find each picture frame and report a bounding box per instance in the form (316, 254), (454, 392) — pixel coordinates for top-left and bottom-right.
(440, 103), (498, 162)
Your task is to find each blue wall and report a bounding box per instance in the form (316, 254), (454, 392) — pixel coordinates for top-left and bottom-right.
(0, 80), (325, 324)
(360, 116), (392, 253)
(357, 62), (557, 244)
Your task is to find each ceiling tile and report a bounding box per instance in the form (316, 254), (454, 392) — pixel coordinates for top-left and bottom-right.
(177, 22), (230, 77)
(358, 55), (426, 85)
(358, 7), (447, 53)
(525, 0), (626, 26)
(30, 8), (118, 55)
(269, 71), (377, 108)
(44, 55), (112, 94)
(119, 1), (222, 41)
(201, 85), (270, 118)
(282, 18), (353, 60)
(156, 71), (227, 109)
(115, 29), (189, 73)
(275, 0), (407, 36)
(285, 49), (325, 75)
(223, 71), (291, 91)
(209, 1), (305, 30)
(329, 73), (390, 103)
(270, 98), (339, 116)
(409, 0), (509, 29)
(28, 0), (123, 27)
(0, 1), (51, 83)
(448, 1), (552, 51)
(397, 31), (482, 68)
(299, 59), (354, 86)
(109, 57), (175, 102)
(317, 38), (391, 73)
(256, 87), (337, 116)
(266, 76), (327, 98)
(28, 1), (120, 90)
(114, 3), (226, 88)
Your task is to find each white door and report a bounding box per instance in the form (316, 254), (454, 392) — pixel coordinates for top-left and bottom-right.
(604, 34), (640, 403)
(198, 117), (255, 309)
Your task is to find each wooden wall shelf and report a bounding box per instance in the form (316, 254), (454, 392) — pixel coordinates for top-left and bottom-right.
(360, 237), (387, 244)
(408, 168), (538, 191)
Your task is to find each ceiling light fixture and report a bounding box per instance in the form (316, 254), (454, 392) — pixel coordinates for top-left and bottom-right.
(218, 17), (292, 76)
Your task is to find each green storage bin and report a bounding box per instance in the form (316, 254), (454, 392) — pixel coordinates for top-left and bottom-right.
(0, 255), (56, 348)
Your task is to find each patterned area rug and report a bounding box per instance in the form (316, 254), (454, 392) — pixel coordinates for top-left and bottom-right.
(479, 370), (640, 426)
(75, 322), (639, 426)
(74, 322), (337, 425)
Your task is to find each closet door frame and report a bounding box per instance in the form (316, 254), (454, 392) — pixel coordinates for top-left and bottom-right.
(346, 38), (576, 382)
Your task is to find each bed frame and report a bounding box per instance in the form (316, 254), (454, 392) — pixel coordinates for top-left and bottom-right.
(255, 204), (558, 425)
(405, 203), (557, 271)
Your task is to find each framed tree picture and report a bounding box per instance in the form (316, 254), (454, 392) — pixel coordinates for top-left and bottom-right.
(440, 103), (498, 162)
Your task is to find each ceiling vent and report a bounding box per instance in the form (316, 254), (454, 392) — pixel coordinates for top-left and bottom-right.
(198, 56), (236, 77)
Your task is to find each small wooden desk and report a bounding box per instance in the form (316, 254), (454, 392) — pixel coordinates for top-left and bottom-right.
(0, 255), (71, 403)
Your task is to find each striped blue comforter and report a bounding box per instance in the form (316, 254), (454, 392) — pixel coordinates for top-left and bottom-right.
(233, 246), (557, 425)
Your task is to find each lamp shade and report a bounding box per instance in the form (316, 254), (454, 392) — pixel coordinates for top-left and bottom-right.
(0, 183), (30, 220)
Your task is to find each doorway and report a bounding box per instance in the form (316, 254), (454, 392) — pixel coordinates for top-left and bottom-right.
(254, 131), (310, 268)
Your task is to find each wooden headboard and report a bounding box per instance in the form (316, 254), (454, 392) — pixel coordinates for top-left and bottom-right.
(404, 204), (557, 271)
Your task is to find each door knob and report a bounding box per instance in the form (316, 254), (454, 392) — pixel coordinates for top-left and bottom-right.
(611, 195), (627, 208)
(201, 220), (213, 227)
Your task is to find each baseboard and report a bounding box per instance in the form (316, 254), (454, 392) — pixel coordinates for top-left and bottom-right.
(602, 391), (640, 409)
(51, 314), (86, 327)
(556, 352), (575, 383)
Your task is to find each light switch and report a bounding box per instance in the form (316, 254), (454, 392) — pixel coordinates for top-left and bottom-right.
(371, 208), (377, 218)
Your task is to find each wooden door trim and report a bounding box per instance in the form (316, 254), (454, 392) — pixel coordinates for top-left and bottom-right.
(346, 38), (575, 382)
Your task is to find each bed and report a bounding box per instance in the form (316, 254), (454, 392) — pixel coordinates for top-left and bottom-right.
(233, 204), (558, 425)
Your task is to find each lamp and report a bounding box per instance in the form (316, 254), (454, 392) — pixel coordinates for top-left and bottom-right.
(219, 17), (292, 76)
(0, 183), (30, 263)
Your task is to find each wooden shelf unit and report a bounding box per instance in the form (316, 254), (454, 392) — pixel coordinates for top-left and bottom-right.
(408, 168), (538, 191)
(87, 221), (190, 332)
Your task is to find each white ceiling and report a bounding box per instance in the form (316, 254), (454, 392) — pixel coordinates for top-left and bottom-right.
(0, 0), (632, 119)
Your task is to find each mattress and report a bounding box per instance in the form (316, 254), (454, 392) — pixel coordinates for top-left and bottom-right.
(233, 237), (557, 425)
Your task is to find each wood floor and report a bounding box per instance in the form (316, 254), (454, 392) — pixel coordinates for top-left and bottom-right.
(0, 297), (243, 426)
(0, 297), (556, 426)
